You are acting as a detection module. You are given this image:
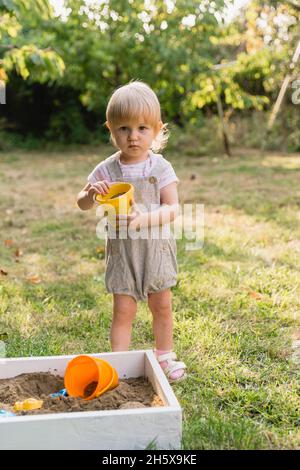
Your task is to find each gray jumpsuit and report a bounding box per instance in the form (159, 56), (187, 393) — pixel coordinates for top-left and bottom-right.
(104, 154), (178, 301)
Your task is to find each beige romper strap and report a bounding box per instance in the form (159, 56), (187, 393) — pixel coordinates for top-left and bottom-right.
(147, 155), (167, 183)
(105, 153), (123, 180)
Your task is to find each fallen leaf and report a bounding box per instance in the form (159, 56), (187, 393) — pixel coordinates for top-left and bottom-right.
(249, 291), (263, 300)
(26, 274), (42, 284)
(4, 239), (14, 247)
(0, 269), (8, 276)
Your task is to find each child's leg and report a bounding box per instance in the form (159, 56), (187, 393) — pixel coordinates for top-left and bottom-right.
(148, 290), (185, 380)
(148, 289), (173, 351)
(110, 294), (137, 351)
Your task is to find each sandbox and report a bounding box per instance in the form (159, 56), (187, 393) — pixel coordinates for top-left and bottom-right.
(0, 350), (182, 450)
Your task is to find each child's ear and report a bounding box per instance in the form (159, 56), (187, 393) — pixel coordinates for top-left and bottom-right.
(155, 120), (163, 134)
(105, 121), (111, 131)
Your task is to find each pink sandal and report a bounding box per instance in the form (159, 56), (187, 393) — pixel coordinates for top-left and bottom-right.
(155, 351), (187, 383)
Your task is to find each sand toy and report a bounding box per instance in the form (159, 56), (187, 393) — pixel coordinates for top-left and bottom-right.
(64, 355), (119, 401)
(13, 398), (43, 411)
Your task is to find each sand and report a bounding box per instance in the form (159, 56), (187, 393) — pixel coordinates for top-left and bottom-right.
(0, 372), (163, 415)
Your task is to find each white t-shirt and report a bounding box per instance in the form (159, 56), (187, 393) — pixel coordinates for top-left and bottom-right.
(87, 150), (179, 190)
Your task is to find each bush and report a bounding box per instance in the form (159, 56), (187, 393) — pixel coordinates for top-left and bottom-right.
(230, 106), (300, 152)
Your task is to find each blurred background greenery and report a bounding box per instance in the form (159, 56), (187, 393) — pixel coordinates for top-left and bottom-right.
(0, 0), (299, 153)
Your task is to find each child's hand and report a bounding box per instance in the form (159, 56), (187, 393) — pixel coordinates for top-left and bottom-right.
(116, 204), (146, 230)
(127, 212), (144, 231)
(88, 180), (112, 200)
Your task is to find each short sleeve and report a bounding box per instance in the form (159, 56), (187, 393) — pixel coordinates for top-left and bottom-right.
(87, 161), (111, 184)
(159, 161), (179, 190)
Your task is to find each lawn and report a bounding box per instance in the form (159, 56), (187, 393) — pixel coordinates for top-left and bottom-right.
(0, 144), (299, 449)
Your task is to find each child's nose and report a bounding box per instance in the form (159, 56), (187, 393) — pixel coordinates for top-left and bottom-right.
(128, 129), (138, 139)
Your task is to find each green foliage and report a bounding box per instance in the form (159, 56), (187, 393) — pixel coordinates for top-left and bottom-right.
(3, 46), (65, 81)
(0, 0), (65, 82)
(230, 106), (300, 152)
(44, 102), (95, 144)
(0, 11), (21, 40)
(49, 0), (277, 117)
(0, 0), (299, 147)
(1, 0), (53, 19)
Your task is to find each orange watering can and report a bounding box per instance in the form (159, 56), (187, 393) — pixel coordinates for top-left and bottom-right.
(64, 355), (119, 400)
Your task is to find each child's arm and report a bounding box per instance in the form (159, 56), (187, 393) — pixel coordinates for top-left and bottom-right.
(77, 181), (111, 211)
(129, 182), (179, 229)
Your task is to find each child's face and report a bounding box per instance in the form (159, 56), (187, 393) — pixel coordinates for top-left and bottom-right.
(108, 119), (162, 158)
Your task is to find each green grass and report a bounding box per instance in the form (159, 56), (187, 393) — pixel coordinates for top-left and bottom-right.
(0, 145), (300, 449)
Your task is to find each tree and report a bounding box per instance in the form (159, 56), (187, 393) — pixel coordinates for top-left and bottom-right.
(0, 0), (65, 83)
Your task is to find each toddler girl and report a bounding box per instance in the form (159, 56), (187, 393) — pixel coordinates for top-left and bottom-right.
(77, 81), (186, 382)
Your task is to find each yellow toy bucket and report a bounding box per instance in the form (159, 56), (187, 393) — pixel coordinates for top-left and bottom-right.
(94, 182), (134, 216)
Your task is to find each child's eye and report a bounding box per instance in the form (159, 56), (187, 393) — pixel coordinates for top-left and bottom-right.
(119, 127), (127, 131)
(139, 126), (147, 130)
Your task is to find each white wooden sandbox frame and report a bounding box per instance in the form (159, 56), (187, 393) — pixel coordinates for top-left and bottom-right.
(0, 350), (182, 450)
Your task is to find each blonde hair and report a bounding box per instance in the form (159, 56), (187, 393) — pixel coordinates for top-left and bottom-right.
(105, 80), (169, 153)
